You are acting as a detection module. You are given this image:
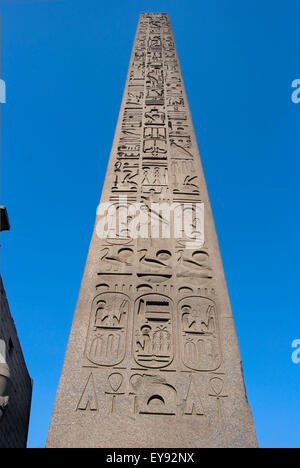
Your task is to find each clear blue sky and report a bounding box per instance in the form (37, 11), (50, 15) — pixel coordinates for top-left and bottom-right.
(0, 0), (299, 448)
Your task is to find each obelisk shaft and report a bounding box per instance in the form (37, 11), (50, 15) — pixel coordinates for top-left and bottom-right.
(46, 13), (257, 448)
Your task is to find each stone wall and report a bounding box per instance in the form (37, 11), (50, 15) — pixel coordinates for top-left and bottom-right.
(0, 276), (32, 448)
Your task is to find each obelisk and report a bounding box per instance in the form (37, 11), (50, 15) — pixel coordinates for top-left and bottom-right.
(46, 13), (257, 448)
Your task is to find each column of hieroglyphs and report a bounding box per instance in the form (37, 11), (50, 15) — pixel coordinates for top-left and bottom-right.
(46, 13), (257, 448)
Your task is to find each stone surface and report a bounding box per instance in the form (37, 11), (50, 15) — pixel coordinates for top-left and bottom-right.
(0, 277), (32, 448)
(46, 13), (258, 448)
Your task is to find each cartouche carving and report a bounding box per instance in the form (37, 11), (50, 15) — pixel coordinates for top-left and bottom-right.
(133, 294), (174, 368)
(179, 297), (222, 371)
(86, 293), (130, 366)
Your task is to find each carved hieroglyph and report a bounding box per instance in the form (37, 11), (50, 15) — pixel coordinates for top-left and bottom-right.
(46, 13), (257, 448)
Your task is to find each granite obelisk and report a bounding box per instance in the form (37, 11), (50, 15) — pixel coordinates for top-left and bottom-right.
(46, 13), (257, 448)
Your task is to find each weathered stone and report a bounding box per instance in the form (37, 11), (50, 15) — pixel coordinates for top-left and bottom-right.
(46, 13), (257, 448)
(0, 279), (32, 448)
(0, 357), (10, 421)
(0, 206), (32, 448)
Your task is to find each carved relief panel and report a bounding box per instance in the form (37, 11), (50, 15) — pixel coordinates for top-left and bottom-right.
(178, 296), (222, 371)
(133, 294), (174, 368)
(86, 292), (130, 367)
